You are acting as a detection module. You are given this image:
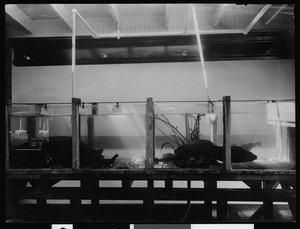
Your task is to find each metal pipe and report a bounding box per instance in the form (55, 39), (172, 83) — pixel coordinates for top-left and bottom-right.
(72, 9), (76, 98)
(73, 9), (98, 38)
(191, 4), (210, 101)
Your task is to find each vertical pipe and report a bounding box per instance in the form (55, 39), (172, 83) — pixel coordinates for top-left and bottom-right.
(191, 4), (210, 101)
(72, 98), (81, 169)
(145, 97), (155, 169)
(72, 9), (76, 98)
(222, 96), (231, 171)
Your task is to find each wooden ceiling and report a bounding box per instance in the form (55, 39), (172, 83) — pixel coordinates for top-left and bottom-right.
(5, 4), (295, 65)
(5, 4), (294, 38)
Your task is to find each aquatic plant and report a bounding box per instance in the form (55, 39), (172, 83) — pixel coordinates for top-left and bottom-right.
(155, 113), (205, 151)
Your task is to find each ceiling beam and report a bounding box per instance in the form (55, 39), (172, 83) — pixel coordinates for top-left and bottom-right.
(50, 4), (72, 31)
(213, 4), (229, 27)
(165, 4), (170, 30)
(265, 4), (287, 25)
(244, 4), (272, 34)
(5, 4), (33, 34)
(108, 4), (121, 31)
(183, 5), (192, 35)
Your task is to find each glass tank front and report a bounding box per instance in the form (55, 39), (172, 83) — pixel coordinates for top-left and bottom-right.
(154, 101), (224, 169)
(153, 100), (295, 170)
(9, 104), (72, 169)
(7, 100), (295, 171)
(79, 102), (147, 169)
(230, 100), (295, 171)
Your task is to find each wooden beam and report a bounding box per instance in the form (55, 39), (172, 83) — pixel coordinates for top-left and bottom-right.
(265, 4), (287, 25)
(50, 4), (73, 31)
(5, 4), (34, 34)
(183, 6), (192, 35)
(223, 96), (232, 171)
(244, 4), (272, 34)
(108, 4), (121, 32)
(72, 98), (81, 169)
(213, 4), (229, 27)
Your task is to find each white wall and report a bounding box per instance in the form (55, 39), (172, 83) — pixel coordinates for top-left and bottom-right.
(12, 59), (295, 103)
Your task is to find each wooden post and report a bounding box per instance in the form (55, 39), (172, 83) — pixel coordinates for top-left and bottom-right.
(222, 96), (231, 171)
(185, 114), (190, 142)
(204, 178), (216, 220)
(72, 98), (81, 169)
(262, 181), (273, 221)
(145, 97), (155, 169)
(145, 179), (154, 221)
(88, 103), (98, 149)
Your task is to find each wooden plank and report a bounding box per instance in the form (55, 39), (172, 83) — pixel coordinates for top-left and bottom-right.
(6, 169), (296, 181)
(50, 4), (73, 31)
(223, 96), (232, 170)
(145, 97), (155, 170)
(5, 4), (34, 34)
(265, 4), (287, 25)
(72, 98), (81, 169)
(107, 4), (121, 31)
(244, 4), (272, 34)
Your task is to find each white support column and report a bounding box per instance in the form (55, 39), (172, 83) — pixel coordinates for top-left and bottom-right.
(191, 4), (210, 101)
(72, 9), (76, 98)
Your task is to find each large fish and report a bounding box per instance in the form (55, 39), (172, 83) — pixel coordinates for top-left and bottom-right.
(174, 139), (257, 164)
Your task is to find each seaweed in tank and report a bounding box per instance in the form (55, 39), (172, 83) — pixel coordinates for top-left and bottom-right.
(155, 114), (258, 168)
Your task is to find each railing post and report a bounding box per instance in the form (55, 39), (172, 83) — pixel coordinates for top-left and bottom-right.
(72, 98), (81, 169)
(145, 97), (155, 169)
(222, 96), (232, 171)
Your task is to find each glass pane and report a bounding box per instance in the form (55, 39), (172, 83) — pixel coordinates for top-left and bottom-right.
(231, 101), (295, 171)
(154, 102), (223, 169)
(9, 104), (72, 169)
(80, 103), (147, 169)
